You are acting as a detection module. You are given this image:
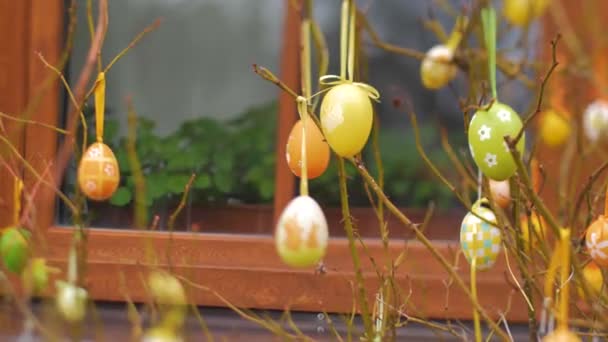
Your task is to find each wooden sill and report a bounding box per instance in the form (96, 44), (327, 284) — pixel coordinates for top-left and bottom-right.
(41, 226), (530, 322)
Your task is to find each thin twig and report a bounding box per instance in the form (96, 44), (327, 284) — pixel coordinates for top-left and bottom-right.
(512, 35), (561, 146)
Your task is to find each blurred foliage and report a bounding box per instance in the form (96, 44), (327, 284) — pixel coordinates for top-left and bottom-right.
(75, 103), (462, 211)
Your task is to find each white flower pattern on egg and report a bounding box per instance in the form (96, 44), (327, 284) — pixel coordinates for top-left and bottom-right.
(587, 230), (608, 261)
(478, 125), (491, 141)
(87, 146), (102, 158)
(104, 164), (115, 176)
(497, 110), (511, 122)
(322, 104), (344, 133)
(85, 180), (96, 191)
(484, 153), (498, 168)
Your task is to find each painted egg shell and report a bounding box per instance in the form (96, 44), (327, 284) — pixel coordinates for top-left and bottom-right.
(286, 116), (330, 179)
(320, 83), (373, 157)
(541, 328), (581, 342)
(460, 199), (501, 270)
(520, 212), (547, 250)
(420, 45), (457, 90)
(23, 258), (50, 294)
(468, 102), (525, 181)
(503, 0), (550, 27)
(56, 280), (88, 322)
(0, 227), (30, 274)
(540, 109), (571, 147)
(77, 142), (120, 201)
(585, 216), (608, 266)
(583, 99), (608, 142)
(489, 179), (511, 208)
(578, 261), (603, 299)
(275, 195), (328, 268)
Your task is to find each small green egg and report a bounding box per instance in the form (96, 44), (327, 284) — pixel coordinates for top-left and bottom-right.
(467, 102), (525, 181)
(0, 227), (30, 274)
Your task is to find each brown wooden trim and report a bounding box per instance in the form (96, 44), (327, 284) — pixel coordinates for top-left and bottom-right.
(44, 226), (530, 321)
(272, 0), (300, 225)
(23, 0), (64, 232)
(0, 0), (29, 228)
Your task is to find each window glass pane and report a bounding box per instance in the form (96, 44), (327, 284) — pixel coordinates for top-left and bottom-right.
(58, 0), (284, 232)
(307, 1), (539, 240)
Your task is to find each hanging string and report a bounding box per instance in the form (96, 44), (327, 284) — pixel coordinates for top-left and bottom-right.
(481, 7), (498, 100)
(339, 0), (349, 80)
(446, 16), (467, 51)
(558, 228), (571, 332)
(347, 0), (356, 82)
(315, 0), (379, 102)
(94, 72), (106, 143)
(477, 169), (482, 202)
(471, 257), (482, 342)
(13, 176), (23, 226)
(297, 97), (309, 197)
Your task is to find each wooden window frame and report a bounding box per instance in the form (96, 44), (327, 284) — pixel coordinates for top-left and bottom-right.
(3, 0), (583, 322)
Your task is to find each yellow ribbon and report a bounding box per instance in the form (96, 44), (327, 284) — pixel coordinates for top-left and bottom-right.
(296, 96), (309, 197)
(94, 72), (106, 143)
(13, 176), (23, 226)
(318, 75), (381, 102)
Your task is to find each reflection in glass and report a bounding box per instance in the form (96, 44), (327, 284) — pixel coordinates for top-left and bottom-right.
(58, 0), (283, 232)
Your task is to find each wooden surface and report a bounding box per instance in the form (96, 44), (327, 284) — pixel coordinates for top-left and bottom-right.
(0, 0), (29, 228)
(41, 226), (531, 321)
(23, 0), (64, 231)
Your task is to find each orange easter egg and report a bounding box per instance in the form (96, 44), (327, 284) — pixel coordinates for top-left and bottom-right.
(489, 179), (511, 208)
(286, 117), (330, 179)
(77, 142), (120, 201)
(585, 216), (608, 267)
(542, 328), (581, 342)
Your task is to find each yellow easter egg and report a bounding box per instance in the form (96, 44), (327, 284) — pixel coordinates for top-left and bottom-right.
(420, 45), (458, 90)
(77, 142), (120, 201)
(275, 195), (328, 268)
(504, 0), (550, 27)
(320, 84), (373, 157)
(577, 261), (603, 299)
(56, 280), (88, 322)
(539, 109), (571, 147)
(521, 212), (547, 249)
(286, 116), (330, 179)
(542, 328), (581, 342)
(460, 199), (502, 270)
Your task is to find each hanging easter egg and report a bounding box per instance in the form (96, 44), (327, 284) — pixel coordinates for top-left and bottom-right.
(275, 195), (328, 268)
(22, 258), (52, 294)
(56, 280), (88, 322)
(77, 142), (120, 201)
(583, 99), (608, 143)
(488, 179), (511, 208)
(468, 102), (525, 181)
(460, 198), (502, 270)
(420, 45), (458, 90)
(0, 227), (30, 274)
(521, 212), (547, 249)
(286, 116), (330, 179)
(503, 0), (550, 27)
(577, 261), (603, 299)
(320, 84), (374, 157)
(539, 109), (571, 147)
(542, 328), (581, 342)
(585, 216), (608, 266)
(142, 327), (183, 342)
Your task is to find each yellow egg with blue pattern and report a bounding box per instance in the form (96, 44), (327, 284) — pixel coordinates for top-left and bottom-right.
(460, 198), (502, 270)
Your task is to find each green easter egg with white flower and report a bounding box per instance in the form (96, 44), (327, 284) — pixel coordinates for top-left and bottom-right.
(468, 102), (525, 181)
